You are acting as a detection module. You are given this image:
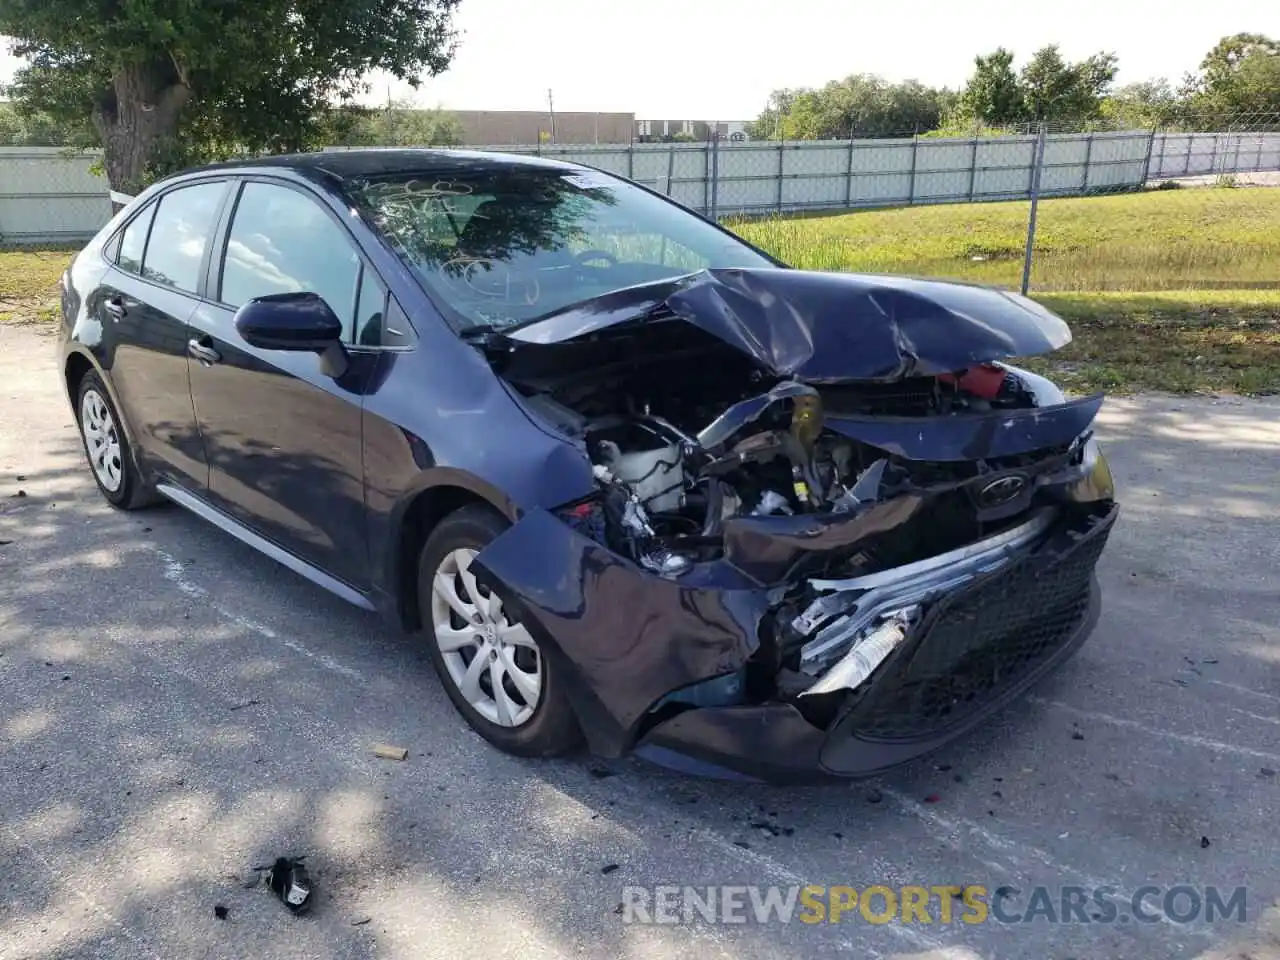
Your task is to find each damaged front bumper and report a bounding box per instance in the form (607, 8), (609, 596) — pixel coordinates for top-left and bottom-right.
(472, 475), (1118, 784)
(638, 502), (1114, 781)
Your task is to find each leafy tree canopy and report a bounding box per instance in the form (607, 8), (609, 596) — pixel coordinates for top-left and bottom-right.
(0, 0), (461, 191)
(1184, 32), (1280, 119)
(745, 75), (954, 140)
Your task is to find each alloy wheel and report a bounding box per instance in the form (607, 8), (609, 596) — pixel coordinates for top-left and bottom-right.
(80, 388), (124, 493)
(429, 548), (542, 727)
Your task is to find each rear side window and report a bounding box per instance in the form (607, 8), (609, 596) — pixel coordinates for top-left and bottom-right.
(219, 182), (362, 341)
(117, 203), (156, 275)
(142, 182), (226, 293)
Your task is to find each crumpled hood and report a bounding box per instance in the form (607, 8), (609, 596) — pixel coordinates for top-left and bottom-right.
(508, 268), (1072, 382)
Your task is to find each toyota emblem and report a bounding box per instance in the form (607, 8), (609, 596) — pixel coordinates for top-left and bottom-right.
(976, 474), (1027, 507)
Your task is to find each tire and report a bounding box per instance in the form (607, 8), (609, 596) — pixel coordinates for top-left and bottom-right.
(417, 504), (582, 757)
(75, 371), (160, 510)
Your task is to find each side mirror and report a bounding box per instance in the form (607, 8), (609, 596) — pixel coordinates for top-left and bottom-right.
(234, 292), (343, 352)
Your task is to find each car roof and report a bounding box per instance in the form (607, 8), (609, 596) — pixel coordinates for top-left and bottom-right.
(180, 148), (588, 184)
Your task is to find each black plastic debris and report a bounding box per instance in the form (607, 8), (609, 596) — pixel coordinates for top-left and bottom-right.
(1071, 731), (1085, 741)
(1260, 768), (1277, 778)
(865, 788), (883, 804)
(213, 904), (229, 920)
(601, 863), (620, 875)
(1200, 836), (1211, 849)
(265, 857), (313, 914)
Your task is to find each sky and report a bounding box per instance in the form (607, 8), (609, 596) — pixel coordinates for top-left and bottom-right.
(2, 0), (1276, 119)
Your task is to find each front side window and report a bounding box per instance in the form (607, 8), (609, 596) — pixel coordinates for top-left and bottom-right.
(117, 202), (156, 275)
(141, 182), (226, 293)
(354, 269), (387, 347)
(349, 168), (774, 333)
(220, 182), (362, 340)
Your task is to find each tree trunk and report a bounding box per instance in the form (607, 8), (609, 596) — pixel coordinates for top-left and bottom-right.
(92, 59), (190, 207)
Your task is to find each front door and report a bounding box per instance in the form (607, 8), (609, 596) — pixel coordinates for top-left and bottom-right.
(187, 179), (383, 589)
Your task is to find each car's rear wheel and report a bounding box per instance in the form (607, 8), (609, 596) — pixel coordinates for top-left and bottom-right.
(75, 372), (157, 509)
(417, 505), (581, 757)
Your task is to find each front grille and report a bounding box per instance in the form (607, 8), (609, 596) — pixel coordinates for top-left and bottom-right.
(843, 506), (1114, 742)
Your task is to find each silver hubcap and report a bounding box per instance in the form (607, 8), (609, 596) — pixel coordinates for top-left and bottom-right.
(80, 389), (124, 493)
(430, 548), (541, 727)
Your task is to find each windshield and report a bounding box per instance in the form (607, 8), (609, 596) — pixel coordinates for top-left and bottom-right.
(349, 165), (775, 332)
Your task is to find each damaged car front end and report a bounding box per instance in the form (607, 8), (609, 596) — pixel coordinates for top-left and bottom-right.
(468, 267), (1117, 782)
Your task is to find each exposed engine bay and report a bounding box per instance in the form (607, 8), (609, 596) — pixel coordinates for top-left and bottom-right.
(506, 317), (1090, 582)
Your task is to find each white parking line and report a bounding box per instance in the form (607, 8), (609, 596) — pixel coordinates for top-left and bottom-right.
(880, 788), (1187, 931)
(1226, 706), (1280, 728)
(154, 547), (366, 682)
(688, 827), (945, 956)
(1026, 697), (1280, 764)
(1206, 678), (1280, 705)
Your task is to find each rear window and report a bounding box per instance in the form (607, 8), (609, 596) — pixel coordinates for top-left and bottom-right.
(141, 182), (226, 294)
(117, 203), (156, 275)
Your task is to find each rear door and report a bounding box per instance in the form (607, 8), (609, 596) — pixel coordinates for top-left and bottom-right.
(93, 180), (229, 490)
(186, 178), (379, 588)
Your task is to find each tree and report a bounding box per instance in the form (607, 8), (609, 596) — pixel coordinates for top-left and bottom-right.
(960, 48), (1027, 126)
(0, 94), (93, 145)
(1185, 33), (1280, 119)
(347, 99), (463, 146)
(1020, 45), (1117, 122)
(1198, 33), (1280, 92)
(0, 0), (462, 193)
(1100, 79), (1184, 129)
(745, 89), (798, 140)
(748, 76), (951, 140)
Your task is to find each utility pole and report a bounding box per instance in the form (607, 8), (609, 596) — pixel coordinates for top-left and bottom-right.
(547, 88), (556, 144)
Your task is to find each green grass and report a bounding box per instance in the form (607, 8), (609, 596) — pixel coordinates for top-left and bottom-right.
(0, 248), (68, 325)
(1023, 291), (1280, 396)
(729, 188), (1280, 292)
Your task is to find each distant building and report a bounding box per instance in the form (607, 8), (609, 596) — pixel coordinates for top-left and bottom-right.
(451, 110), (636, 145)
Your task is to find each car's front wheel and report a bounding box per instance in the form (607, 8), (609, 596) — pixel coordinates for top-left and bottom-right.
(75, 372), (157, 510)
(417, 505), (581, 757)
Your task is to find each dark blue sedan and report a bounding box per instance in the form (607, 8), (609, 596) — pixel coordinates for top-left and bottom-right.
(58, 149), (1117, 781)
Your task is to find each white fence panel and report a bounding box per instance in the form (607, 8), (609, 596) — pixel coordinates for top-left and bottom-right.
(915, 139), (977, 201)
(0, 147), (113, 244)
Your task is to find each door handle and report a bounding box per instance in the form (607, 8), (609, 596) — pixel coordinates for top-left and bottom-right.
(187, 337), (222, 366)
(103, 297), (126, 319)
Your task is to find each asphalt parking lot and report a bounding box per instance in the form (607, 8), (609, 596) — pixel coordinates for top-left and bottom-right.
(2, 320), (1279, 960)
